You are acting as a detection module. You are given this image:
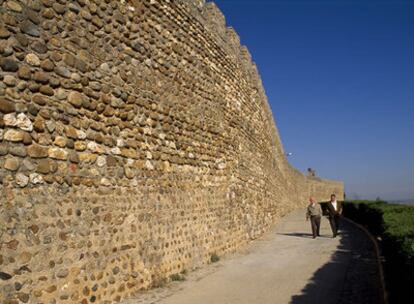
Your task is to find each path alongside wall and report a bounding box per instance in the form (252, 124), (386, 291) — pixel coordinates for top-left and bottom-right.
(0, 1), (343, 303)
(123, 209), (384, 304)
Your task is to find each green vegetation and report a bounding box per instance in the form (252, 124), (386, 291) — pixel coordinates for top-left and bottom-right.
(210, 253), (220, 263)
(343, 200), (414, 304)
(170, 273), (186, 282)
(180, 269), (188, 275)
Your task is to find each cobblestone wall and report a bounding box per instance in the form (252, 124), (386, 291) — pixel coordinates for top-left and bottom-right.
(0, 1), (343, 303)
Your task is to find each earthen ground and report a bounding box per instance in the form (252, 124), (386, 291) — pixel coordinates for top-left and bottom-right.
(124, 209), (384, 304)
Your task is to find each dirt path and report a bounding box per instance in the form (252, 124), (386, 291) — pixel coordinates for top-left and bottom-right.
(123, 209), (384, 304)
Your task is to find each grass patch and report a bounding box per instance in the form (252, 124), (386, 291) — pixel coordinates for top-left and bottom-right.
(180, 269), (188, 275)
(343, 200), (414, 303)
(210, 253), (220, 263)
(170, 273), (186, 282)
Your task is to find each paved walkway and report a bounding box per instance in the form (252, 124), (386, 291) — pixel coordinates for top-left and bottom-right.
(124, 209), (384, 304)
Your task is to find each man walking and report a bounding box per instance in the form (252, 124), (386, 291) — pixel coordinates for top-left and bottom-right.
(306, 197), (322, 239)
(327, 194), (342, 237)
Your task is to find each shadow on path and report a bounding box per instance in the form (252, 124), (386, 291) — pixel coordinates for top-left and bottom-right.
(290, 218), (384, 304)
(278, 232), (335, 239)
(277, 232), (314, 238)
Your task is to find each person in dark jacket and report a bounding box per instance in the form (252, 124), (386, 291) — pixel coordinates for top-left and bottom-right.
(326, 194), (342, 237)
(306, 197), (322, 239)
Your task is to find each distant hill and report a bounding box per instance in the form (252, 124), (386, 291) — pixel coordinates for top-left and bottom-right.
(388, 199), (414, 205)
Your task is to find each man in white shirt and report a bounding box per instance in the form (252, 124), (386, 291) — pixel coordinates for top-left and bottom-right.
(327, 194), (342, 237)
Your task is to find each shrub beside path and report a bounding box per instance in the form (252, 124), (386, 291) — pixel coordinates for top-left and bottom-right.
(124, 209), (384, 304)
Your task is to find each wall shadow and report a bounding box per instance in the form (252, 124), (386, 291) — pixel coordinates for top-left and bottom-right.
(277, 232), (314, 238)
(290, 218), (384, 304)
(277, 232), (336, 239)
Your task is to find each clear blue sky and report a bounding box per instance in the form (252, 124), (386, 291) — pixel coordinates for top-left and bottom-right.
(213, 0), (414, 200)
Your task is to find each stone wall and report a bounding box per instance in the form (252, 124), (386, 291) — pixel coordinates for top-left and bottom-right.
(0, 0), (343, 303)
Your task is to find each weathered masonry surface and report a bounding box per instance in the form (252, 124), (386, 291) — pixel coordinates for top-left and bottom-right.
(0, 1), (343, 303)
